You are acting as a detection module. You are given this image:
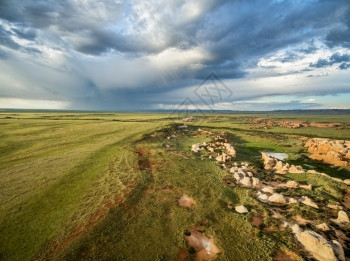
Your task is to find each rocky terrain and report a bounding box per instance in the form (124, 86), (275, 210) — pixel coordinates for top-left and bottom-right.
(305, 138), (350, 167)
(190, 129), (350, 261)
(247, 118), (349, 129)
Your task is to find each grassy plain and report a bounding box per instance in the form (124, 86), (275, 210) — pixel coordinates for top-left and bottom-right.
(0, 111), (349, 260)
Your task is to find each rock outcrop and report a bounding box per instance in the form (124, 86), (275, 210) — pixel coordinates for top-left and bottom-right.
(261, 153), (304, 174)
(305, 138), (350, 167)
(291, 224), (339, 261)
(223, 143), (236, 157)
(230, 163), (260, 188)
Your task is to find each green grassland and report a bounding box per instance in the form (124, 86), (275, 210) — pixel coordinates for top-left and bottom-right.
(0, 112), (349, 261)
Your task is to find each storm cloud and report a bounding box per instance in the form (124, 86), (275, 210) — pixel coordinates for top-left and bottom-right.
(0, 0), (350, 110)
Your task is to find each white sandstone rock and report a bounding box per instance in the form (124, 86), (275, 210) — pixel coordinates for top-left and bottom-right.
(235, 205), (248, 214)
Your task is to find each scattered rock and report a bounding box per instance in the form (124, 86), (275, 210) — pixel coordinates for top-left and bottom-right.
(268, 193), (286, 204)
(337, 210), (349, 223)
(327, 203), (343, 210)
(257, 191), (269, 202)
(288, 198), (298, 204)
(299, 184), (312, 191)
(183, 117), (195, 122)
(292, 224), (338, 261)
(251, 177), (260, 188)
(178, 195), (196, 208)
(285, 180), (299, 188)
(316, 223), (330, 231)
(261, 186), (274, 194)
(239, 176), (252, 187)
(344, 179), (350, 185)
(216, 152), (230, 163)
(235, 205), (248, 214)
(261, 153), (304, 174)
(207, 146), (215, 152)
(298, 196), (318, 209)
(191, 143), (201, 153)
(178, 124), (188, 129)
(223, 143), (236, 157)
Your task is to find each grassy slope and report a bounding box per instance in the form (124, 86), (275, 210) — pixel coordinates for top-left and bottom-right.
(0, 116), (165, 261)
(61, 128), (278, 261)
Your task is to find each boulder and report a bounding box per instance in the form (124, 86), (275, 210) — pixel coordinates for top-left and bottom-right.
(299, 196), (318, 209)
(316, 223), (330, 231)
(233, 172), (242, 182)
(337, 210), (349, 223)
(288, 198), (298, 204)
(191, 144), (201, 152)
(224, 143), (236, 157)
(261, 186), (274, 194)
(261, 153), (277, 170)
(251, 177), (260, 187)
(216, 152), (230, 162)
(300, 184), (312, 190)
(257, 192), (269, 202)
(292, 224), (338, 261)
(207, 146), (215, 152)
(239, 177), (252, 187)
(344, 179), (350, 185)
(330, 240), (345, 261)
(235, 205), (248, 214)
(268, 193), (286, 204)
(285, 180), (298, 188)
(327, 203), (343, 210)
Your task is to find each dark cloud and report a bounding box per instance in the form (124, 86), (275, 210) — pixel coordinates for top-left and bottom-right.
(11, 27), (37, 41)
(326, 5), (350, 48)
(339, 62), (350, 70)
(226, 100), (320, 111)
(310, 52), (350, 68)
(0, 25), (20, 49)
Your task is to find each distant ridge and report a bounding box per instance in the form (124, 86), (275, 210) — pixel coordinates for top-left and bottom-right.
(1, 108), (350, 114)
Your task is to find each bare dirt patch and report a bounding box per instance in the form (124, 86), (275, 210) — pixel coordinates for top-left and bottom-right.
(175, 247), (193, 261)
(251, 214), (264, 228)
(184, 228), (220, 261)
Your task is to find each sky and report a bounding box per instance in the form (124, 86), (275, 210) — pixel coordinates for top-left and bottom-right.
(0, 0), (349, 111)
